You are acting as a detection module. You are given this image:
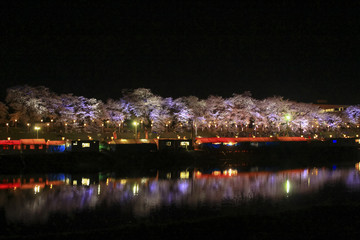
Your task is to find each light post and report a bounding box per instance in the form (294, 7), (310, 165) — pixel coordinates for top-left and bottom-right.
(14, 119), (17, 128)
(133, 121), (138, 139)
(27, 123), (30, 132)
(34, 126), (41, 139)
(6, 123), (9, 133)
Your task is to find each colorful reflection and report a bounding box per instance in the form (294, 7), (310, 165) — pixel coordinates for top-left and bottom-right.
(1, 168), (360, 223)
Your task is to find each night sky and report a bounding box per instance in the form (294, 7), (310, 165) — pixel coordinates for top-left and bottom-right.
(1, 1), (360, 104)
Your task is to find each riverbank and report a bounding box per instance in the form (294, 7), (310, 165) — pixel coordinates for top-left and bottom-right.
(0, 143), (359, 176)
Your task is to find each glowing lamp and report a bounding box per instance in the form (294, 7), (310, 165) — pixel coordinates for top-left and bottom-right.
(286, 180), (290, 193)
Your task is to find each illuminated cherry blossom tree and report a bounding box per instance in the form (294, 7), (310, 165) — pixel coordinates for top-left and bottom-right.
(3, 85), (359, 136)
(204, 95), (226, 132)
(122, 88), (163, 125)
(150, 97), (173, 133)
(172, 97), (193, 131)
(344, 105), (360, 125)
(177, 96), (206, 136)
(5, 85), (58, 123)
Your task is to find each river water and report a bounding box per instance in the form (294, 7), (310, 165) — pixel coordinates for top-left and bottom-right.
(1, 164), (360, 238)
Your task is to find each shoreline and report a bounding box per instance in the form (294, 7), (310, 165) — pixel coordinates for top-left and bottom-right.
(0, 144), (359, 175)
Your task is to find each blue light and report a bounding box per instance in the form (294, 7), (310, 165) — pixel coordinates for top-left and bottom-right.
(332, 140), (337, 143)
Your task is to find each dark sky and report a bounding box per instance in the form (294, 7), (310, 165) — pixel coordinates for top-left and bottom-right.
(1, 1), (360, 104)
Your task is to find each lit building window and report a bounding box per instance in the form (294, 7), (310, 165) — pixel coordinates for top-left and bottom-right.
(82, 143), (90, 148)
(82, 178), (90, 186)
(180, 171), (189, 179)
(180, 141), (189, 146)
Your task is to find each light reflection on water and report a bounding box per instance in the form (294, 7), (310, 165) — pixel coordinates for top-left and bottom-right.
(1, 168), (360, 224)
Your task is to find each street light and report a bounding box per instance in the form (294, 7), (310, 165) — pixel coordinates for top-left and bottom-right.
(27, 123), (30, 132)
(133, 121), (139, 139)
(285, 115), (291, 136)
(34, 126), (41, 139)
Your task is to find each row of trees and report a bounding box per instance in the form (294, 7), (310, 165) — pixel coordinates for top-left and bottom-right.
(1, 85), (359, 136)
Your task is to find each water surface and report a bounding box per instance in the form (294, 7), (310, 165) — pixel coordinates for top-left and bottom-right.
(1, 166), (360, 225)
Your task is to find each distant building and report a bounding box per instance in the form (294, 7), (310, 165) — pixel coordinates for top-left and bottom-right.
(47, 140), (66, 153)
(0, 140), (21, 154)
(71, 140), (99, 152)
(155, 138), (193, 151)
(315, 104), (348, 113)
(20, 139), (47, 153)
(108, 139), (157, 153)
(314, 100), (348, 113)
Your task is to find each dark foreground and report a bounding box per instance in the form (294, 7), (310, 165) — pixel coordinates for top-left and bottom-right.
(2, 184), (360, 240)
(1, 144), (359, 239)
